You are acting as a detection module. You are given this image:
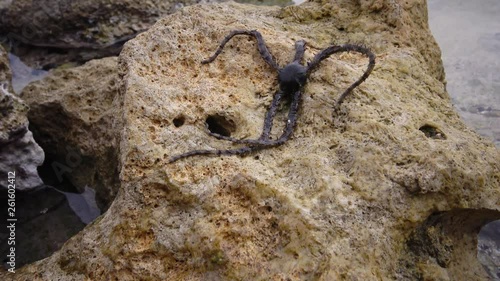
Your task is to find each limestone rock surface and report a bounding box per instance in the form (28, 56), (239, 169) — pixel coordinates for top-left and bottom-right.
(0, 45), (44, 190)
(5, 0), (500, 280)
(21, 57), (122, 209)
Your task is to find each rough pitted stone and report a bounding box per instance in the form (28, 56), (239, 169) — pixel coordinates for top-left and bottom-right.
(0, 45), (44, 190)
(21, 57), (122, 209)
(4, 1), (499, 280)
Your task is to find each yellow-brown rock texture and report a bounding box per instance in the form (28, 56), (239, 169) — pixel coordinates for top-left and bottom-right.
(4, 0), (499, 280)
(21, 57), (122, 208)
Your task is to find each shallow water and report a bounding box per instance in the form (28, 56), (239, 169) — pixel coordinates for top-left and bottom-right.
(8, 53), (48, 94)
(428, 0), (500, 147)
(0, 185), (100, 268)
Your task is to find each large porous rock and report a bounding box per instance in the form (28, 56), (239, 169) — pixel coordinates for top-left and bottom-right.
(6, 0), (500, 280)
(0, 0), (218, 69)
(0, 45), (44, 190)
(20, 57), (122, 209)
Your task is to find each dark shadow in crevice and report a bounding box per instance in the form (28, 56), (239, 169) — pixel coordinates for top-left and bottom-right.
(404, 209), (500, 280)
(206, 114), (236, 137)
(0, 128), (109, 270)
(0, 152), (103, 269)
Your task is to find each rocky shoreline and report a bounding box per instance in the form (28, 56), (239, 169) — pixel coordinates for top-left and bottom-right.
(1, 0), (499, 280)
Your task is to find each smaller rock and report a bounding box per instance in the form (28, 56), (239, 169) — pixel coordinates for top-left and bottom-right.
(21, 56), (122, 208)
(0, 45), (44, 190)
(0, 130), (44, 189)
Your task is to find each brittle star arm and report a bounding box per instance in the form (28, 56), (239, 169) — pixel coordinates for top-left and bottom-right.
(168, 146), (255, 163)
(202, 30), (280, 71)
(264, 88), (302, 147)
(207, 39), (307, 144)
(168, 89), (303, 163)
(207, 89), (285, 144)
(293, 40), (306, 63)
(258, 89), (284, 141)
(306, 44), (376, 108)
(213, 88), (303, 147)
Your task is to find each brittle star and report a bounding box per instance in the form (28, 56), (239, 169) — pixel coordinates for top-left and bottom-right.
(169, 30), (375, 163)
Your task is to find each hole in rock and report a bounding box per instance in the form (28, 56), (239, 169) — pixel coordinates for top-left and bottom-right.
(419, 124), (447, 139)
(206, 114), (236, 137)
(173, 115), (185, 127)
(406, 209), (500, 280)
